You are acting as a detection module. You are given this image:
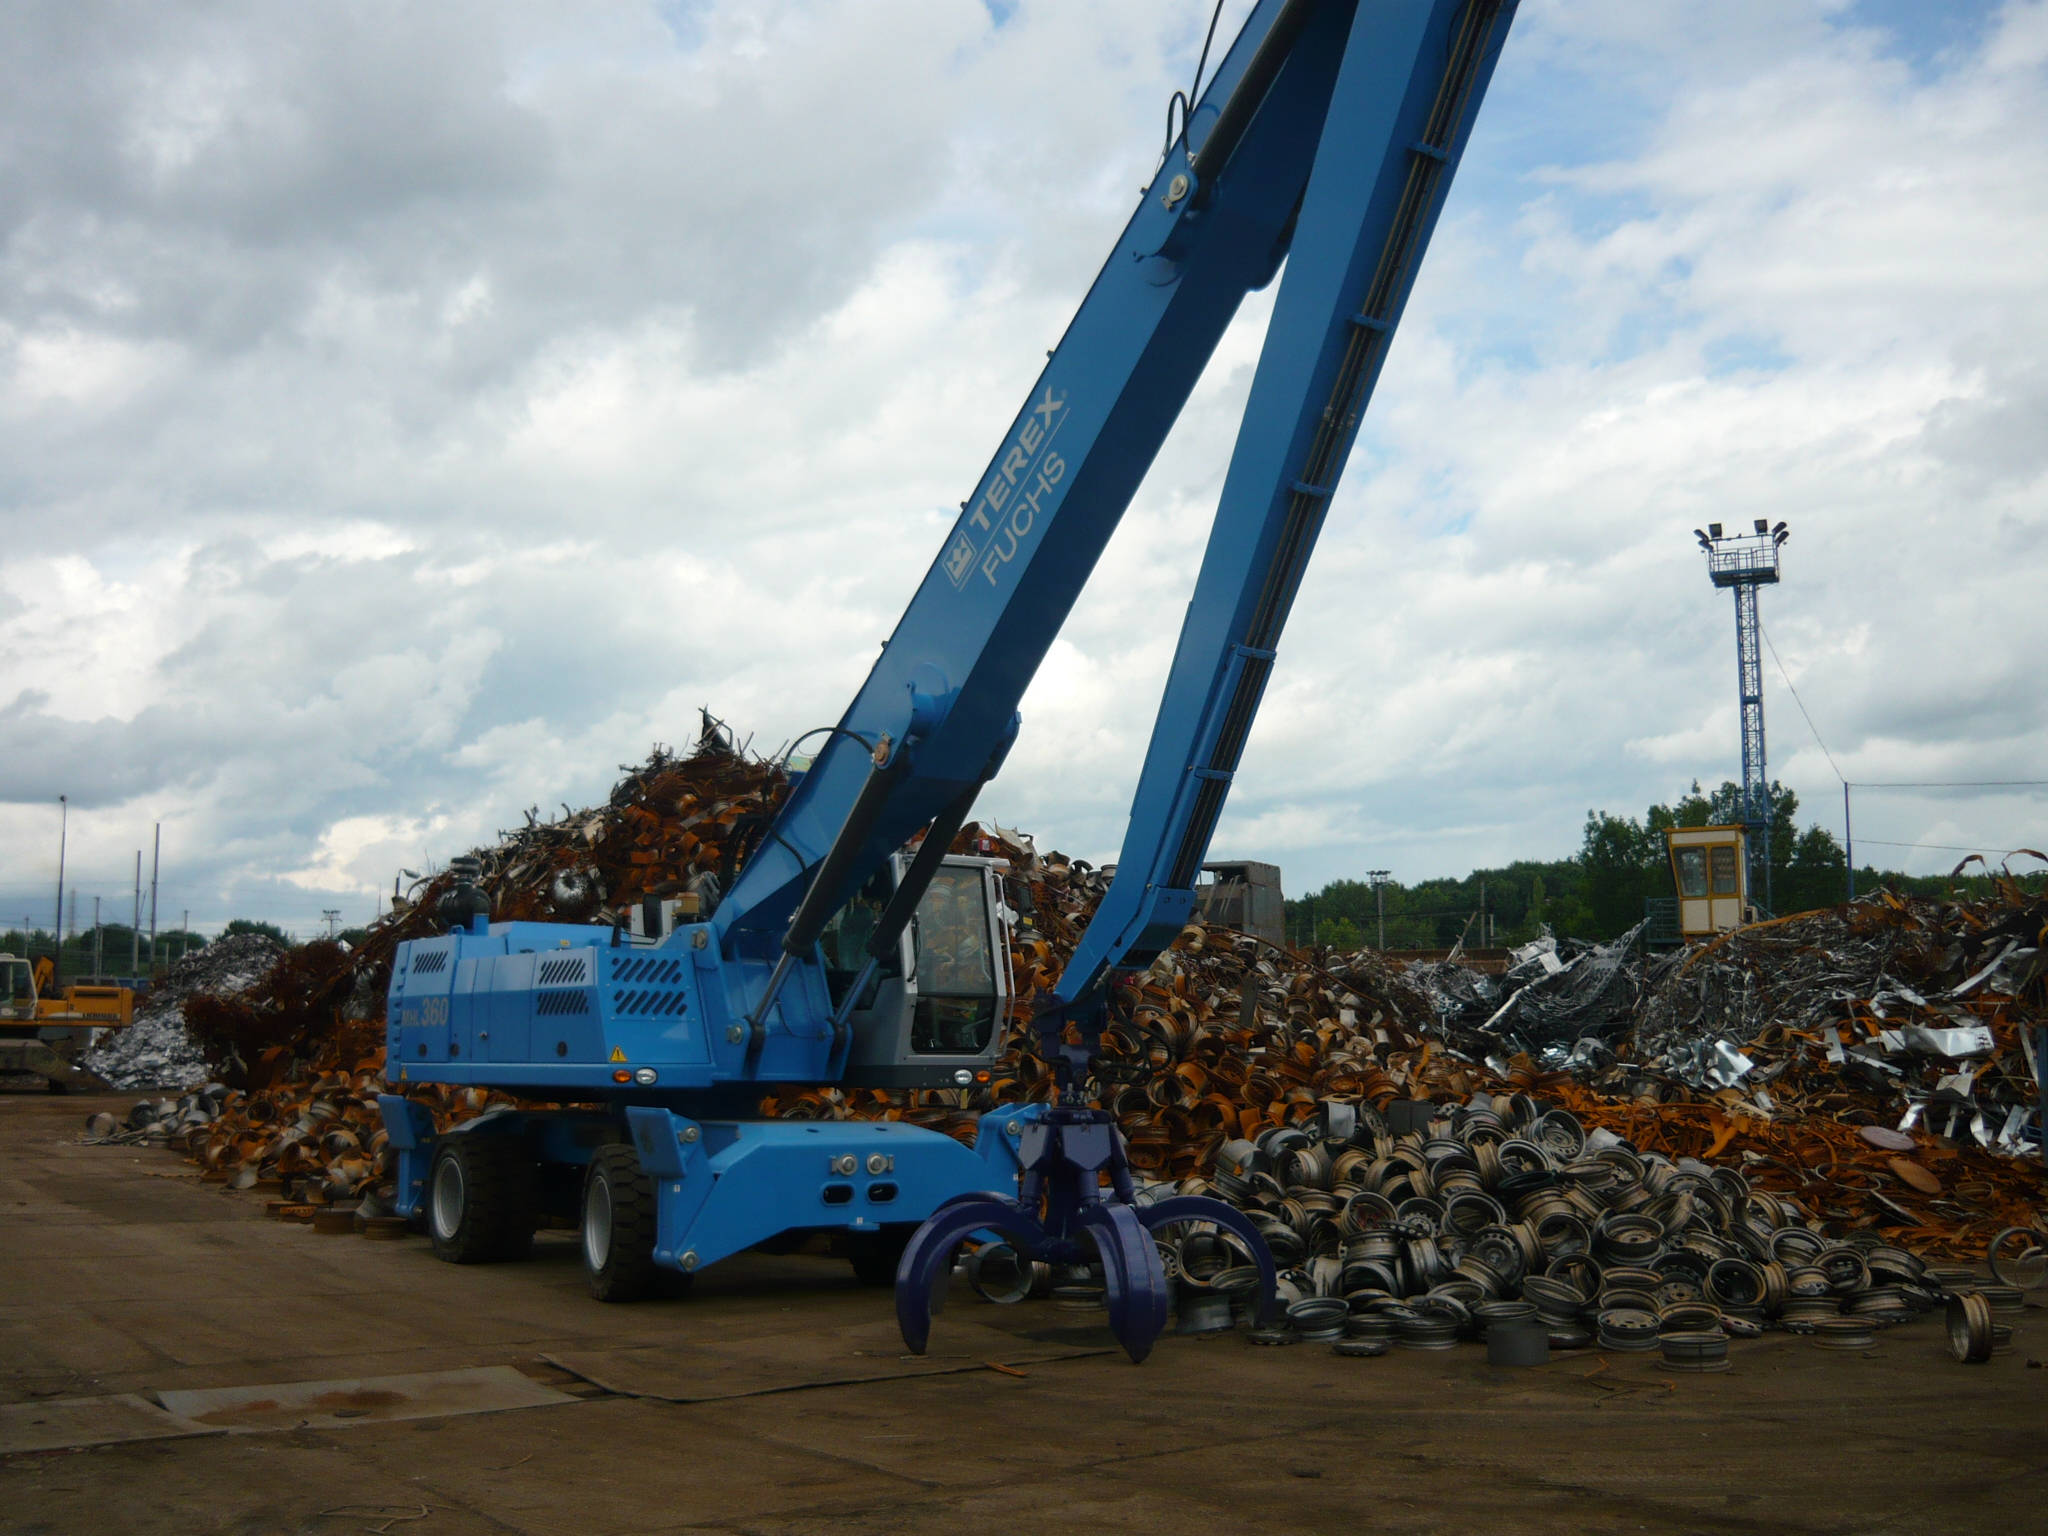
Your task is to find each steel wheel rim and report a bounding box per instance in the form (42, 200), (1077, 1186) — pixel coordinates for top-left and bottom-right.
(430, 1155), (465, 1240)
(584, 1173), (613, 1272)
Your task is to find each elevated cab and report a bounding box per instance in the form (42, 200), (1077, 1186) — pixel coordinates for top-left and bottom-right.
(821, 854), (1012, 1089)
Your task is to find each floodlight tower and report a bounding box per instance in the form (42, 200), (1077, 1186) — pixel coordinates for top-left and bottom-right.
(1693, 518), (1789, 914)
(1367, 870), (1391, 951)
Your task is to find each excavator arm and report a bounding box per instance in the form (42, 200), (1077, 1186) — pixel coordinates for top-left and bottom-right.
(718, 0), (1515, 1031)
(1058, 0), (1515, 999)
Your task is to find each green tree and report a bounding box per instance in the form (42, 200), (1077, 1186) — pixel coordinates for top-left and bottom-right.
(1286, 780), (2043, 952)
(1577, 810), (1660, 936)
(222, 918), (293, 946)
(1778, 825), (1847, 915)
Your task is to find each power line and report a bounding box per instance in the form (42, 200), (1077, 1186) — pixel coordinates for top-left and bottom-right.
(1851, 838), (2047, 856)
(1759, 625), (1843, 783)
(1846, 780), (2048, 789)
(1756, 628), (2047, 791)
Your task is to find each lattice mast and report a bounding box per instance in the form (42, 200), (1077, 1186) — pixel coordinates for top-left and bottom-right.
(1696, 519), (1788, 914)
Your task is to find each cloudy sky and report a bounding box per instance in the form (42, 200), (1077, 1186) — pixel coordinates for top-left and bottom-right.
(3, 0), (2044, 938)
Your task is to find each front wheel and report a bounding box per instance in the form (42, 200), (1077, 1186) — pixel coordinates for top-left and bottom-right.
(581, 1144), (677, 1302)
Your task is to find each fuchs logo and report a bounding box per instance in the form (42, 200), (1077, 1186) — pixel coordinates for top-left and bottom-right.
(943, 530), (976, 583)
(945, 386), (1070, 589)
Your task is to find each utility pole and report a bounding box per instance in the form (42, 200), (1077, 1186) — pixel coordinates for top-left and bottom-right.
(148, 823), (160, 969)
(52, 796), (67, 981)
(1368, 870), (1391, 951)
(1844, 783), (1855, 903)
(131, 852), (141, 974)
(322, 909), (341, 940)
(1695, 519), (1789, 915)
(181, 909), (190, 960)
(93, 895), (102, 978)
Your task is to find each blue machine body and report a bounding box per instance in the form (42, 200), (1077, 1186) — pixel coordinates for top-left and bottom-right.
(388, 917), (762, 1096)
(381, 0), (1518, 1301)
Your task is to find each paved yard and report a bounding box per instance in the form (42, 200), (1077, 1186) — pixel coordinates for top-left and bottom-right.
(3, 1090), (2043, 1536)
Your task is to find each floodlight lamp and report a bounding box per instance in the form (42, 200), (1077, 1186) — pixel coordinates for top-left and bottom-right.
(1708, 522), (1723, 538)
(1772, 520), (1788, 536)
(1753, 518), (1768, 534)
(1694, 528), (1712, 550)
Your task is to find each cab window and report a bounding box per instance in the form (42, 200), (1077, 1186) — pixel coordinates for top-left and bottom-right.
(820, 867), (899, 1009)
(1709, 845), (1740, 896)
(910, 867), (997, 1055)
(1676, 847), (1708, 898)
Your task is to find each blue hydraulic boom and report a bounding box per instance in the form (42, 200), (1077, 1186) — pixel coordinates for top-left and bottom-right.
(379, 0), (1516, 1365)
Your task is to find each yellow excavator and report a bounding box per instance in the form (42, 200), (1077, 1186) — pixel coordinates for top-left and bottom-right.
(0, 953), (133, 1092)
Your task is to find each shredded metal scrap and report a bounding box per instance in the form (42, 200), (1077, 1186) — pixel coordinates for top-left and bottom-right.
(123, 716), (2039, 1259)
(78, 934), (285, 1090)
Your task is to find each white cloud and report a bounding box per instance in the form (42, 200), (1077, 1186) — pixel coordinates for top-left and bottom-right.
(0, 0), (2042, 935)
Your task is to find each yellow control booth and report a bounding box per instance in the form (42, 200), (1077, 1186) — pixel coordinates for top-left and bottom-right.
(1664, 826), (1754, 938)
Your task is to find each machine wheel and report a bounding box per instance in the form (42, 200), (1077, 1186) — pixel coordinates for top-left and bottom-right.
(582, 1144), (666, 1302)
(848, 1227), (912, 1288)
(426, 1136), (537, 1264)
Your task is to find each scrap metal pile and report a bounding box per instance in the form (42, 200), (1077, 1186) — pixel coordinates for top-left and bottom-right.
(1158, 1088), (2032, 1363)
(138, 720), (2042, 1261)
(472, 717), (789, 928)
(1407, 924), (1649, 1058)
(1628, 891), (2046, 1150)
(771, 846), (2045, 1257)
(764, 852), (1450, 1157)
(80, 932), (286, 1090)
(145, 721), (790, 1197)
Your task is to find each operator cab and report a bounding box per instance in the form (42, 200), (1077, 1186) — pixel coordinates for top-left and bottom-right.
(819, 854), (1011, 1088)
(0, 954), (36, 1022)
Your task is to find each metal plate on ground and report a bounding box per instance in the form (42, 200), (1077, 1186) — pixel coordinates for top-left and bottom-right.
(543, 1318), (1111, 1403)
(155, 1366), (576, 1432)
(0, 1393), (222, 1455)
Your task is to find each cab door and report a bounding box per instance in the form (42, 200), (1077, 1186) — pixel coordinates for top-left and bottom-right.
(837, 856), (1011, 1087)
(907, 863), (1007, 1059)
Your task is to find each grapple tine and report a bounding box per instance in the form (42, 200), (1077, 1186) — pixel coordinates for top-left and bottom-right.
(1082, 1201), (1168, 1363)
(894, 1198), (1044, 1355)
(1136, 1193), (1280, 1327)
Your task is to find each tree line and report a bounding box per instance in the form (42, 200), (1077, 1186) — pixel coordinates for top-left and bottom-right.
(1282, 779), (2041, 949)
(0, 917), (308, 981)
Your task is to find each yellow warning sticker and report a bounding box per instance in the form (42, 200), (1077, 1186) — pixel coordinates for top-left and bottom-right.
(609, 1047), (628, 1063)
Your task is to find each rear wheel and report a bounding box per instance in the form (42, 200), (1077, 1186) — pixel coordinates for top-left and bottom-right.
(426, 1136), (537, 1264)
(582, 1144), (669, 1302)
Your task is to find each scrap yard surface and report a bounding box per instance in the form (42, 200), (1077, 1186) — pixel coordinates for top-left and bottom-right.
(4, 2), (2043, 1532)
(3, 1090), (2042, 1536)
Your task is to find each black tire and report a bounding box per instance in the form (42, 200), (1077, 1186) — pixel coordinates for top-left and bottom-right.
(848, 1227), (911, 1288)
(582, 1144), (665, 1302)
(425, 1136), (537, 1264)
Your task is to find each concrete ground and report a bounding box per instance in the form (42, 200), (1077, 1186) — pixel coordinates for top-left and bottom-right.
(3, 1089), (2043, 1536)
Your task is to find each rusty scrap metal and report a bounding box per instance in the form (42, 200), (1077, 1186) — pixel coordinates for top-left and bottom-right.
(108, 713), (2035, 1279)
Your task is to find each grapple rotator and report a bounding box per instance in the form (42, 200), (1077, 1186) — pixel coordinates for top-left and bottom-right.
(894, 992), (1278, 1364)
